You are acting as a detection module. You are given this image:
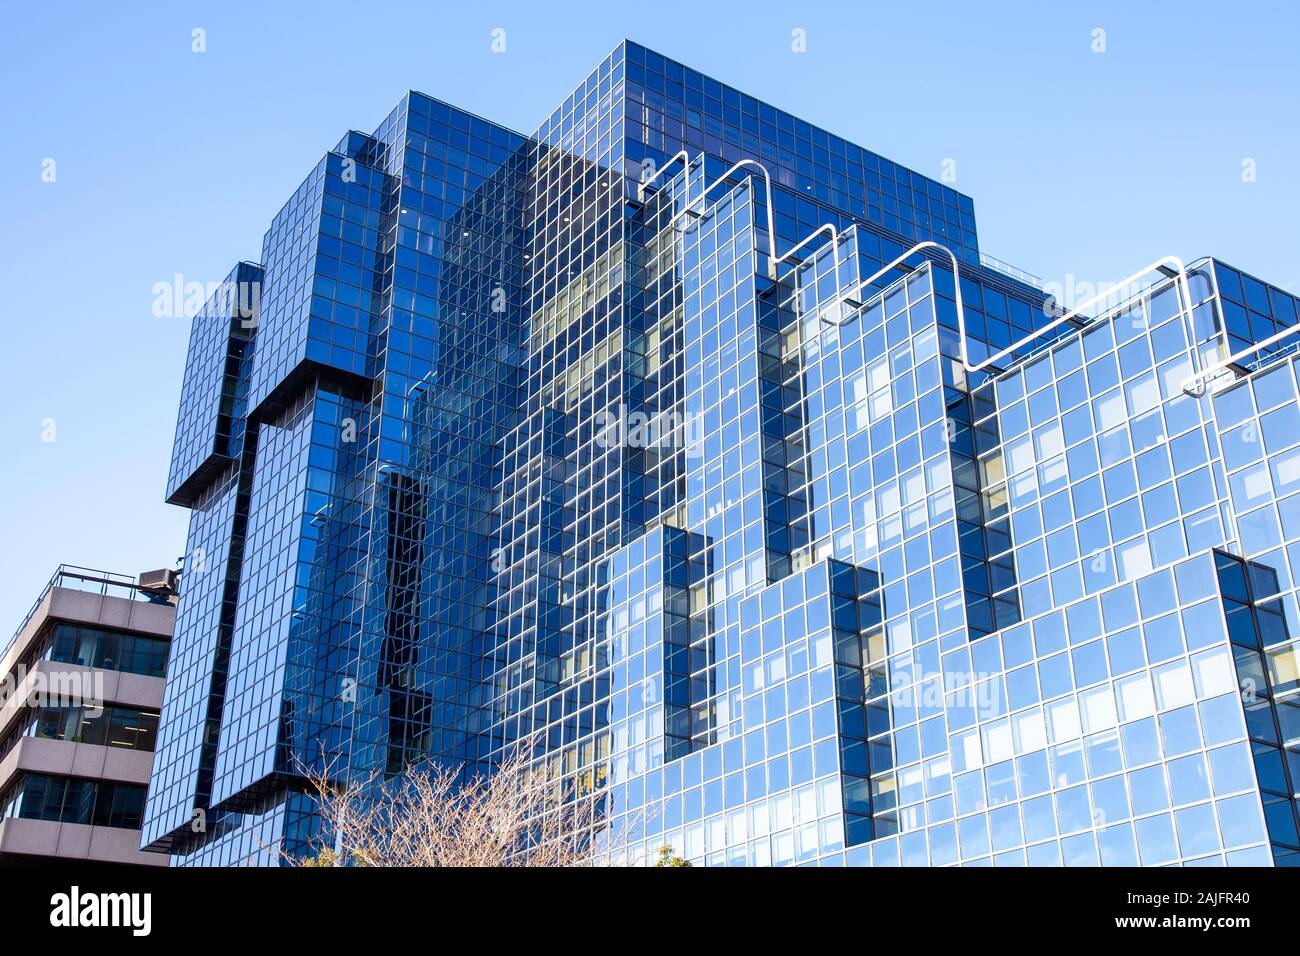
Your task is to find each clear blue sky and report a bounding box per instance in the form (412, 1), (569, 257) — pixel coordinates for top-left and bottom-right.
(0, 0), (1296, 630)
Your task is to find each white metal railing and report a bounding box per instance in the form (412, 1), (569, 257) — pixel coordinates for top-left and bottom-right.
(979, 252), (1045, 289)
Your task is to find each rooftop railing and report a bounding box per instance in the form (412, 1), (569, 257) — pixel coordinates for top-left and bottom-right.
(3, 565), (159, 667)
(978, 252), (1044, 289)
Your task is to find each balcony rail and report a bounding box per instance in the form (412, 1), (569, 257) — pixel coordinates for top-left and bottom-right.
(3, 565), (158, 667)
(978, 252), (1044, 289)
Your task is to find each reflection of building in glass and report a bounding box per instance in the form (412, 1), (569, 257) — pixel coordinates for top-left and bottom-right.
(145, 41), (1300, 866)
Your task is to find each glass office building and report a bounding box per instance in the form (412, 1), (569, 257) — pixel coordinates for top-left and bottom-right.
(143, 40), (1300, 866)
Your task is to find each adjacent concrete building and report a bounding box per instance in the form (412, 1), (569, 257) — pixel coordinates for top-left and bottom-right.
(0, 566), (176, 866)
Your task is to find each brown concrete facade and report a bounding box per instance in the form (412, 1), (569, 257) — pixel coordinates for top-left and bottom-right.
(0, 583), (174, 866)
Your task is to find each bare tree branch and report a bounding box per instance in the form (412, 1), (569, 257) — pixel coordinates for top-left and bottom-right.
(293, 742), (625, 867)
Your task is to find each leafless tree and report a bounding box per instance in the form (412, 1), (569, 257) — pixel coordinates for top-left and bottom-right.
(294, 746), (620, 867)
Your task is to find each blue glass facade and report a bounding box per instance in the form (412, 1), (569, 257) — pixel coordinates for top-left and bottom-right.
(144, 41), (1300, 867)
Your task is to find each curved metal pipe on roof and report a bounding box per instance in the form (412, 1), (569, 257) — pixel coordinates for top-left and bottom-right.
(666, 157), (856, 311)
(831, 242), (1202, 386)
(668, 158), (779, 279)
(634, 150), (692, 203)
(1182, 319), (1300, 397)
